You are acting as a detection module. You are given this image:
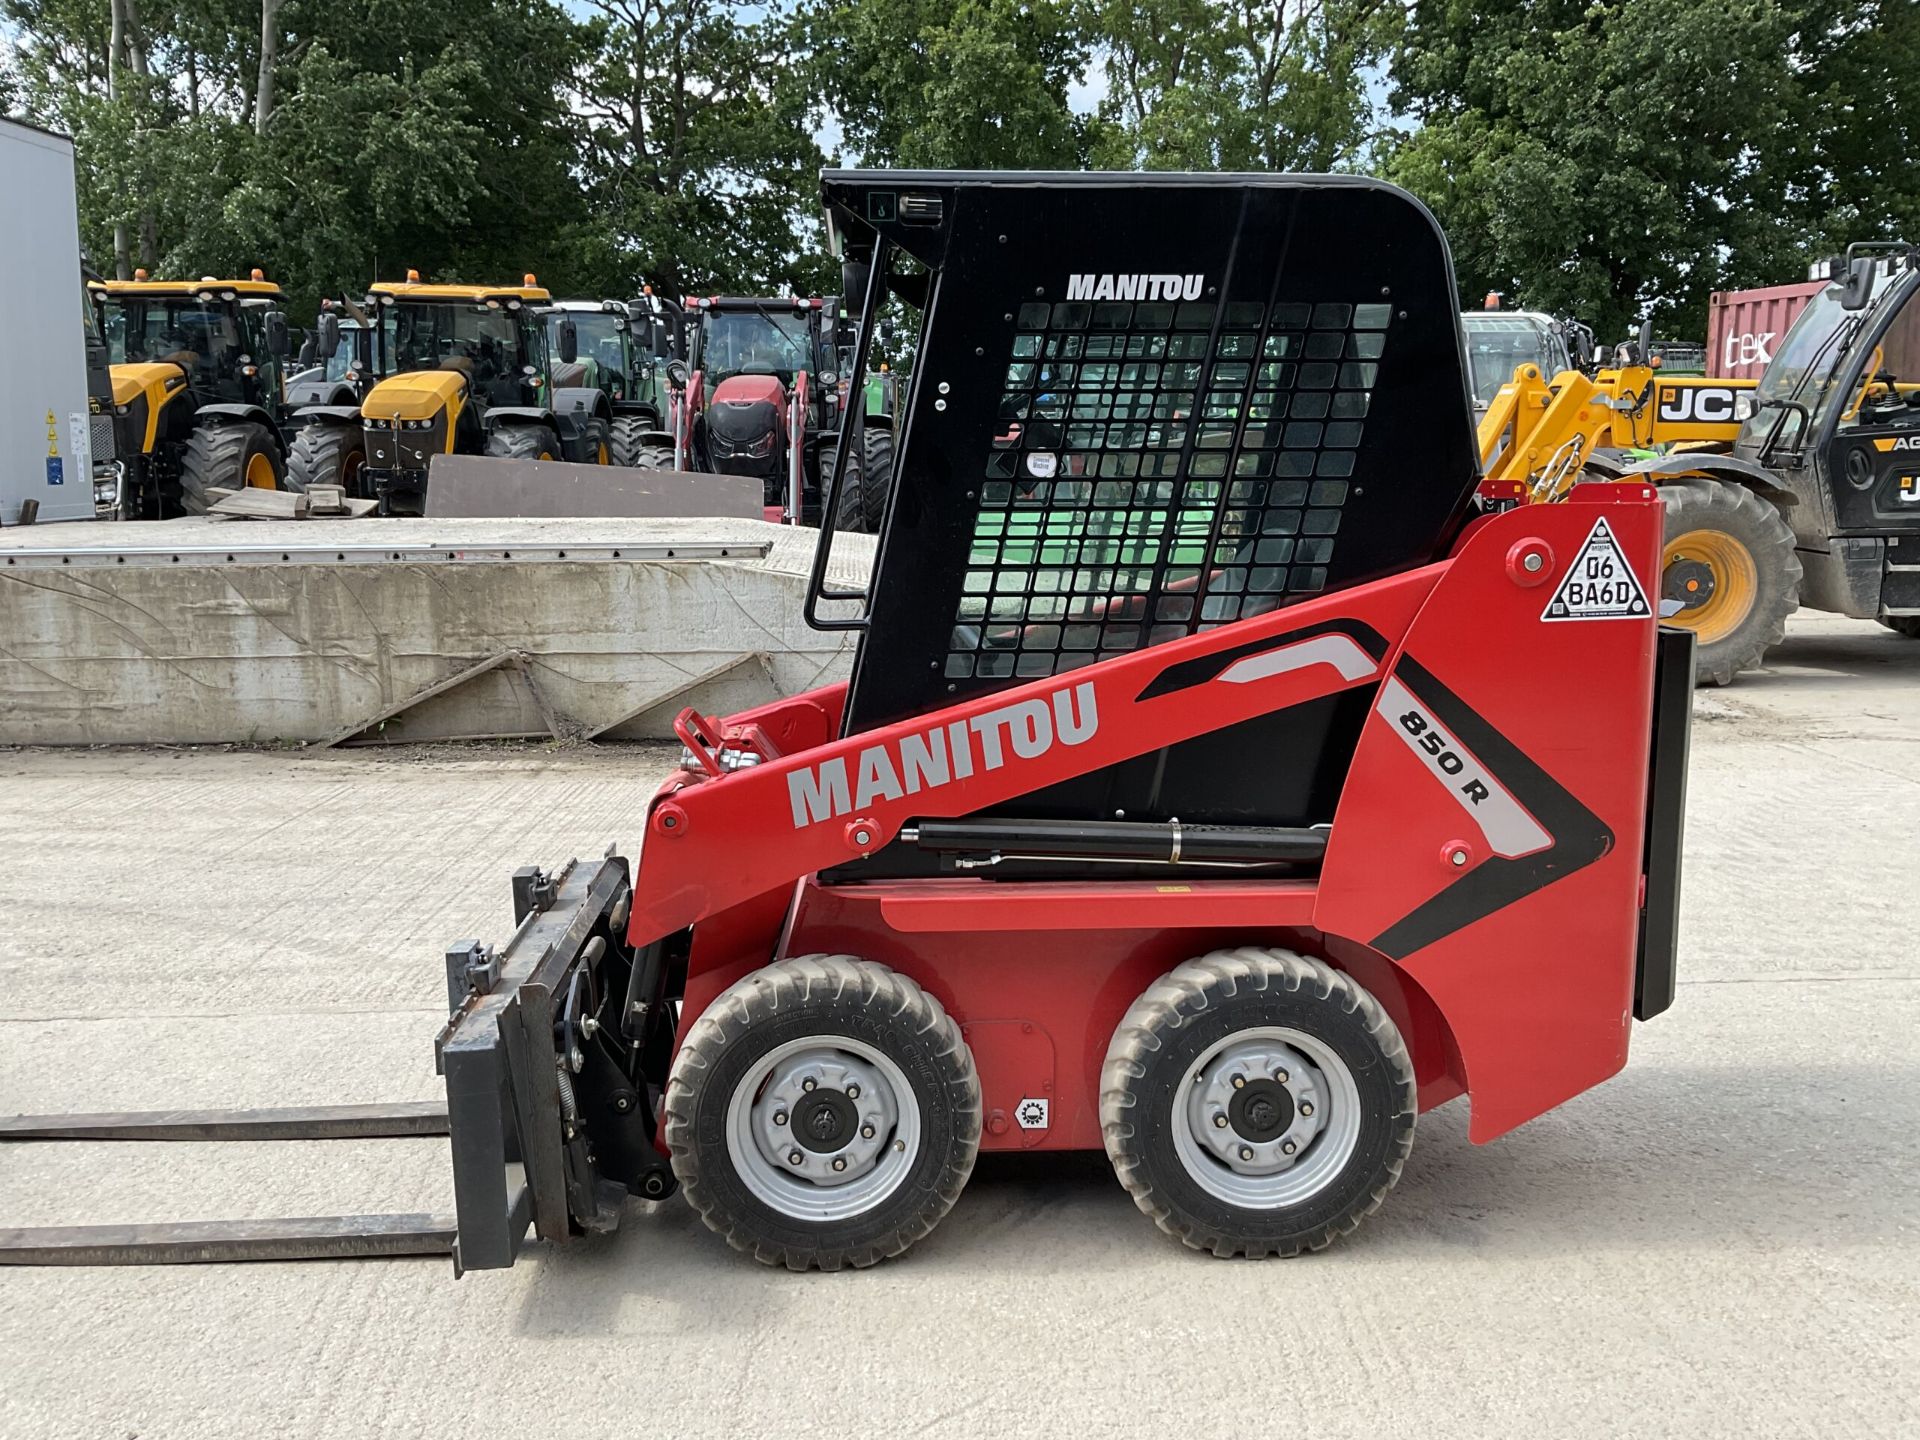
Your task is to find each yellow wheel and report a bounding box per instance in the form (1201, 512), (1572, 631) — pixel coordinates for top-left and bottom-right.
(597, 442), (611, 465)
(244, 450), (277, 490)
(1662, 528), (1757, 647)
(1658, 479), (1801, 685)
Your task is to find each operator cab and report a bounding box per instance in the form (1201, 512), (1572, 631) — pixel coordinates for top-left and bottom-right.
(1734, 245), (1920, 617)
(814, 171), (1482, 873)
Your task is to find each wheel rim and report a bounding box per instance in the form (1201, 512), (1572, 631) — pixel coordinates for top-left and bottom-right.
(1663, 528), (1757, 645)
(1171, 1027), (1361, 1209)
(244, 451), (276, 489)
(597, 442), (610, 465)
(724, 1035), (919, 1222)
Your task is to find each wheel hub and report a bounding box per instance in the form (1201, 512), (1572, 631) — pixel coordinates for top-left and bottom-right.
(746, 1047), (900, 1191)
(1187, 1038), (1327, 1177)
(1662, 556), (1716, 611)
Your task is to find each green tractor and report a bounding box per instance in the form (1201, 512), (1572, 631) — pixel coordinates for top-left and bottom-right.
(542, 299), (673, 467)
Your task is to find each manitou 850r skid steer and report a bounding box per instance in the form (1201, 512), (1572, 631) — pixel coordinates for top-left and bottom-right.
(428, 171), (1693, 1273)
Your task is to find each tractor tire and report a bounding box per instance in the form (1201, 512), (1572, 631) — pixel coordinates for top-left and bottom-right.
(1101, 947), (1416, 1259)
(484, 423), (556, 462)
(828, 433), (887, 534)
(285, 422), (366, 497)
(859, 425), (895, 531)
(1659, 478), (1802, 686)
(665, 955), (981, 1272)
(1878, 617), (1920, 639)
(610, 416), (648, 467)
(635, 441), (675, 472)
(178, 421), (282, 515)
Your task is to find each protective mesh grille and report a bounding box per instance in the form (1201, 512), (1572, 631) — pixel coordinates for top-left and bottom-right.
(947, 297), (1393, 681)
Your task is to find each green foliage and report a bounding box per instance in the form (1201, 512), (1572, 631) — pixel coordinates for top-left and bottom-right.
(809, 0), (1092, 168)
(3, 0), (1917, 344)
(1092, 0), (1391, 170)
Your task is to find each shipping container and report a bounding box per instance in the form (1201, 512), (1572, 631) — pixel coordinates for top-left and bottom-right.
(1707, 280), (1824, 381)
(0, 116), (98, 524)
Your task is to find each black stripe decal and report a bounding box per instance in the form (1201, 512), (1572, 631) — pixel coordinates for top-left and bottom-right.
(1369, 656), (1614, 959)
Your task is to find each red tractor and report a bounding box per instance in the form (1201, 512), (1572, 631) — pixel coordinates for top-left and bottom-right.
(671, 294), (891, 530)
(433, 171), (1694, 1272)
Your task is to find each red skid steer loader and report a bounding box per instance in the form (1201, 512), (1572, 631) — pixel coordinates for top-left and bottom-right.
(0, 172), (1690, 1272)
(433, 171), (1693, 1273)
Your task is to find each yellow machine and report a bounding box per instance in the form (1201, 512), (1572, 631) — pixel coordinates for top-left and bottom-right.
(90, 271), (294, 517)
(287, 273), (614, 515)
(1479, 250), (1920, 683)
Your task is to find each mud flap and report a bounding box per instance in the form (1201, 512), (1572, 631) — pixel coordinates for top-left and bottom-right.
(436, 855), (674, 1273)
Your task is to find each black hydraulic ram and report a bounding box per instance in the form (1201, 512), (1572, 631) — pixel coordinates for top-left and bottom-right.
(901, 816), (1328, 869)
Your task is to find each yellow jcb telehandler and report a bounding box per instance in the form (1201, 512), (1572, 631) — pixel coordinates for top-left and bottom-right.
(1480, 245), (1920, 682)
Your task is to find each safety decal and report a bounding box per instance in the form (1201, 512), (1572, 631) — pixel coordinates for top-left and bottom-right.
(1015, 1098), (1050, 1130)
(1542, 516), (1649, 622)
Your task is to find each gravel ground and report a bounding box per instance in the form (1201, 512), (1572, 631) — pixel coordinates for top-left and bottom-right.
(1, 612), (1915, 1439)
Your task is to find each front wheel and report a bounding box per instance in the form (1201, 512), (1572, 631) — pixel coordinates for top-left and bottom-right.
(285, 422), (366, 497)
(178, 422), (282, 514)
(1659, 478), (1801, 685)
(484, 424), (556, 462)
(1101, 948), (1416, 1258)
(665, 956), (981, 1271)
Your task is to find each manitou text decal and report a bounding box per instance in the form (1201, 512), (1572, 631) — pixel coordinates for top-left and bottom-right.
(787, 682), (1100, 827)
(1066, 274), (1205, 303)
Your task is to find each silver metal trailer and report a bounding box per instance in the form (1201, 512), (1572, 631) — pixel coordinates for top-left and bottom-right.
(0, 117), (96, 525)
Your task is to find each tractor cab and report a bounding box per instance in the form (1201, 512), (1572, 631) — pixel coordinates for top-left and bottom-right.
(1731, 244), (1920, 628)
(88, 273), (293, 516)
(1461, 310), (1573, 414)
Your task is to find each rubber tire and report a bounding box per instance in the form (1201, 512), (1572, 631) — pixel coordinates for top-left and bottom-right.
(666, 956), (981, 1271)
(859, 424), (894, 531)
(610, 416), (649, 467)
(485, 423), (556, 462)
(635, 440), (675, 471)
(178, 422), (282, 515)
(285, 422), (366, 496)
(1101, 948), (1416, 1258)
(1879, 617), (1920, 639)
(1660, 478), (1801, 686)
(828, 433), (884, 534)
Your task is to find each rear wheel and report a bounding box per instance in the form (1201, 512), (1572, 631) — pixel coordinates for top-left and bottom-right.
(666, 956), (981, 1271)
(285, 422), (366, 497)
(1880, 617), (1920, 638)
(635, 440), (675, 471)
(609, 416), (648, 467)
(484, 424), (556, 462)
(859, 425), (894, 531)
(178, 422), (282, 514)
(1659, 478), (1801, 686)
(828, 432), (882, 534)
(1101, 948), (1415, 1258)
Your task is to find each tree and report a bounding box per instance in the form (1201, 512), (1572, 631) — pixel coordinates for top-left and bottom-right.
(1384, 0), (1804, 337)
(570, 0), (826, 297)
(808, 0), (1093, 169)
(1093, 0), (1391, 171)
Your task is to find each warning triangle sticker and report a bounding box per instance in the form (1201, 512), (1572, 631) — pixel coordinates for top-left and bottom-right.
(1541, 516), (1650, 622)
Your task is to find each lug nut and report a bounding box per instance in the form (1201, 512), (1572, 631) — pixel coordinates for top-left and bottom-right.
(847, 1084), (861, 1099)
(1274, 1069), (1289, 1083)
(1282, 1140), (1297, 1156)
(1239, 1146), (1255, 1162)
(802, 1078), (816, 1091)
(788, 1150), (804, 1166)
(894, 1139), (907, 1152)
(773, 1110), (788, 1126)
(1231, 1074), (1246, 1089)
(1300, 1102), (1314, 1117)
(1212, 1114), (1229, 1129)
(832, 1157), (847, 1172)
(861, 1124), (876, 1139)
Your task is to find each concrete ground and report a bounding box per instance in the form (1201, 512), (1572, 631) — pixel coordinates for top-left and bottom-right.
(1, 612), (1915, 1439)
